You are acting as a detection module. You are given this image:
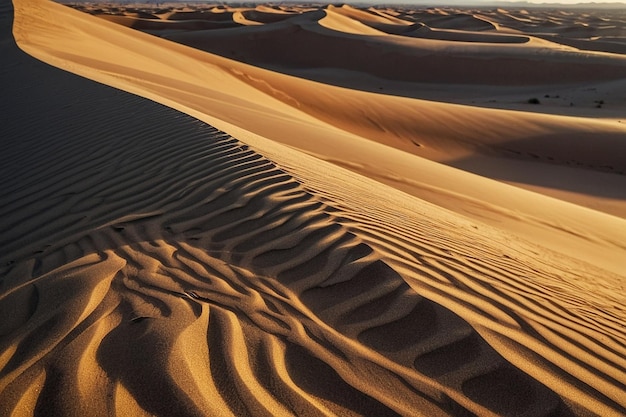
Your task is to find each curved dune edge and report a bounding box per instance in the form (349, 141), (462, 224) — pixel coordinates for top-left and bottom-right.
(2, 0), (625, 416)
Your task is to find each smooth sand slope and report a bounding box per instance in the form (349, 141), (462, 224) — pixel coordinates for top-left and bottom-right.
(1, 0), (625, 416)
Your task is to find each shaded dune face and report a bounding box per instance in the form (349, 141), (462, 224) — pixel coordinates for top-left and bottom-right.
(0, 8), (571, 416)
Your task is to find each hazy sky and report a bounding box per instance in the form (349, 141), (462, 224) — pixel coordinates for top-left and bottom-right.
(501, 0), (624, 3)
(468, 0), (624, 3)
(413, 0), (626, 3)
(443, 0), (625, 4)
(372, 0), (626, 4)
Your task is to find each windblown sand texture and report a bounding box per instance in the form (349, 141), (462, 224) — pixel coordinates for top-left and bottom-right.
(1, 0), (625, 416)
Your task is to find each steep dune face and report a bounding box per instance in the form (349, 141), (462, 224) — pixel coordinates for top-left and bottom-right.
(2, 0), (626, 416)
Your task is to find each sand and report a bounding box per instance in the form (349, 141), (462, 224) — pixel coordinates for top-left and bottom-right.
(1, 0), (625, 416)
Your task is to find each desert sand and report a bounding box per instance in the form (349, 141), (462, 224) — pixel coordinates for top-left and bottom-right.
(1, 0), (625, 416)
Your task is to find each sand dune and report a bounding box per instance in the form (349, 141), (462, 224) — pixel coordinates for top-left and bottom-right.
(159, 6), (626, 85)
(1, 0), (625, 416)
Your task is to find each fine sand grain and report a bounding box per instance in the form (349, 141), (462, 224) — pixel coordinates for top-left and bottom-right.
(1, 1), (625, 416)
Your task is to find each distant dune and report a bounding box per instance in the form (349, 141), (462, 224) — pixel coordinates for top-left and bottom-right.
(1, 0), (625, 416)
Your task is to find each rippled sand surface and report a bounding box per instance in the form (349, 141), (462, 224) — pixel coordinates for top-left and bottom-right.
(1, 1), (625, 416)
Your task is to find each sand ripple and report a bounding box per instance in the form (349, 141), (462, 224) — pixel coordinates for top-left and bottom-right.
(0, 100), (576, 414)
(1, 1), (625, 416)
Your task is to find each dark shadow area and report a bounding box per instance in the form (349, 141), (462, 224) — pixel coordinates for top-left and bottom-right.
(448, 133), (626, 201)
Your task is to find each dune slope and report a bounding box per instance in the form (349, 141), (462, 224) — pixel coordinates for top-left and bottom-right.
(1, 1), (625, 416)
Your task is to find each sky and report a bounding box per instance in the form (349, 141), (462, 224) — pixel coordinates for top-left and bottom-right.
(443, 0), (624, 3)
(501, 0), (624, 3)
(368, 0), (626, 4)
(341, 0), (626, 5)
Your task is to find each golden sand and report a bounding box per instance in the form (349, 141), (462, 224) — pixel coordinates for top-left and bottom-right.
(1, 1), (625, 415)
